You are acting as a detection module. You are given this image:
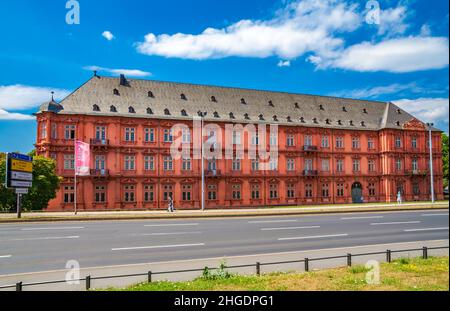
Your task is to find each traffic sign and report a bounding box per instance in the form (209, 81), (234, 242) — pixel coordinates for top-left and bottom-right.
(10, 180), (32, 188)
(15, 188), (29, 194)
(6, 152), (33, 189)
(11, 171), (33, 181)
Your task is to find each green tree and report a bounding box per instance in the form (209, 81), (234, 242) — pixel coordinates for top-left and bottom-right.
(0, 152), (61, 212)
(442, 133), (449, 188)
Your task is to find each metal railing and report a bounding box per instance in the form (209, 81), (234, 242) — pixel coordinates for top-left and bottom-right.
(1, 245), (447, 291)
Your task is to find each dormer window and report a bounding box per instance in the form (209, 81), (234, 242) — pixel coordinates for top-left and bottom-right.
(287, 116), (292, 122)
(93, 104), (100, 112)
(360, 121), (366, 127)
(110, 105), (117, 112)
(294, 102), (300, 109)
(181, 109), (188, 116)
(213, 111), (219, 118)
(229, 112), (235, 119)
(128, 106), (136, 114)
(319, 104), (324, 110)
(180, 93), (187, 100)
(273, 115), (278, 121)
(363, 108), (368, 114)
(244, 113), (250, 120)
(164, 108), (171, 115)
(342, 106), (347, 112)
(325, 119), (331, 124)
(300, 117), (305, 123)
(146, 108), (153, 115)
(113, 89), (120, 96)
(313, 118), (318, 124)
(240, 98), (246, 105)
(211, 96), (217, 102)
(396, 121), (401, 126)
(268, 100), (274, 107)
(349, 120), (354, 126)
(337, 120), (342, 125)
(148, 91), (154, 98)
(259, 114), (265, 121)
(397, 109), (402, 114)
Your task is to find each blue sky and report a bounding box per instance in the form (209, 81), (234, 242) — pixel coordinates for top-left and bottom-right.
(0, 0), (448, 153)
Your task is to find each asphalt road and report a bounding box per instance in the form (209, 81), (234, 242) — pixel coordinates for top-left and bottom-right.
(0, 209), (448, 276)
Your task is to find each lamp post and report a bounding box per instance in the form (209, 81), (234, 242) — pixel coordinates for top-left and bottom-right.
(426, 123), (435, 203)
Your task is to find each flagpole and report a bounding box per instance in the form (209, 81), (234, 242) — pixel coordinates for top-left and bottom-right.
(74, 137), (77, 215)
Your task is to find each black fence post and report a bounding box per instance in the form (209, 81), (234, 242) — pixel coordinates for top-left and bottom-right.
(422, 247), (428, 259)
(16, 282), (22, 291)
(304, 258), (309, 272)
(86, 275), (91, 291)
(148, 271), (152, 283)
(386, 250), (391, 263)
(347, 253), (352, 267)
(256, 262), (261, 276)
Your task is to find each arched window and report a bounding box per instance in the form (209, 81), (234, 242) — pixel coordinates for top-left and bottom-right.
(129, 106), (136, 113)
(93, 104), (100, 112)
(110, 105), (117, 112)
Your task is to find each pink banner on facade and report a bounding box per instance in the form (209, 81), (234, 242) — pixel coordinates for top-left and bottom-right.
(75, 140), (90, 176)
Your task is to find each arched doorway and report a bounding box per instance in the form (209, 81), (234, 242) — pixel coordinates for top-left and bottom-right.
(351, 182), (363, 203)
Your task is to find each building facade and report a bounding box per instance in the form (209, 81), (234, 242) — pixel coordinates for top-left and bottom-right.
(35, 75), (444, 211)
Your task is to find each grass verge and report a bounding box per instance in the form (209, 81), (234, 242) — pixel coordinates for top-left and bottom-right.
(108, 256), (449, 291)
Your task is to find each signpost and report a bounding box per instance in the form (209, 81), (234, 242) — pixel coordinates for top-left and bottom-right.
(5, 153), (33, 218)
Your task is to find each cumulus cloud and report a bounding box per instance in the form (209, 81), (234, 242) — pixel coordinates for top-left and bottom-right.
(313, 36), (449, 73)
(0, 85), (70, 111)
(102, 31), (115, 41)
(393, 98), (449, 125)
(376, 6), (409, 37)
(83, 65), (152, 77)
(277, 60), (291, 67)
(136, 0), (361, 60)
(0, 108), (35, 120)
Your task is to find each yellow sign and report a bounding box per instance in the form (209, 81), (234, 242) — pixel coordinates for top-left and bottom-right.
(11, 159), (33, 173)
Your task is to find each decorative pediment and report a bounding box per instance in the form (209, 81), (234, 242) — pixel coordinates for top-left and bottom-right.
(403, 118), (426, 131)
(121, 178), (137, 184)
(143, 178), (157, 183)
(249, 178), (262, 183)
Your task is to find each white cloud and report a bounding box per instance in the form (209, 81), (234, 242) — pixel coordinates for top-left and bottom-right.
(314, 36), (449, 72)
(83, 66), (152, 77)
(393, 98), (449, 124)
(0, 85), (70, 111)
(419, 24), (432, 37)
(102, 31), (114, 41)
(0, 108), (35, 120)
(376, 6), (409, 37)
(277, 60), (291, 67)
(329, 82), (446, 99)
(136, 0), (361, 60)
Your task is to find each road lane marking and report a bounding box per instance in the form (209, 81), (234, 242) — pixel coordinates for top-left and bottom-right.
(404, 227), (449, 232)
(21, 227), (85, 231)
(341, 216), (384, 220)
(248, 220), (298, 224)
(261, 226), (320, 231)
(111, 243), (205, 251)
(8, 236), (80, 241)
(278, 233), (348, 241)
(0, 255), (12, 259)
(138, 231), (203, 236)
(370, 221), (421, 226)
(421, 213), (449, 217)
(144, 223), (199, 227)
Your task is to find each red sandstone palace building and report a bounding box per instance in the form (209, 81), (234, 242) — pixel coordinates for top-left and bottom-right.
(35, 74), (444, 211)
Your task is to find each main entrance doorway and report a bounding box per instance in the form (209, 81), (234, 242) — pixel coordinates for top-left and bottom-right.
(351, 182), (363, 203)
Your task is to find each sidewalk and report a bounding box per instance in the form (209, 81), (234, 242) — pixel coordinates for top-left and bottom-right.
(0, 201), (448, 223)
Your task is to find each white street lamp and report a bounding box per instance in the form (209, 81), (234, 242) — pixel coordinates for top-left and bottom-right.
(426, 123), (435, 203)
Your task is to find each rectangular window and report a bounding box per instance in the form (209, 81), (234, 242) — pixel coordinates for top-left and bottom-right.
(232, 184), (241, 199)
(182, 128), (191, 143)
(95, 185), (106, 203)
(163, 184), (173, 201)
(368, 138), (374, 150)
(163, 156), (173, 171)
(269, 158), (278, 171)
(336, 159), (344, 172)
(269, 133), (278, 146)
(336, 136), (344, 149)
(251, 184), (260, 199)
(124, 156), (135, 170)
(305, 183), (313, 198)
(64, 154), (75, 170)
(144, 156), (155, 171)
(40, 123), (47, 139)
(413, 183), (420, 195)
(95, 155), (105, 170)
(304, 158), (313, 171)
(321, 136), (329, 148)
(63, 186), (75, 203)
(337, 183), (345, 197)
(396, 158), (402, 171)
(232, 130), (241, 145)
(368, 159), (376, 172)
(208, 184), (217, 200)
(232, 158), (241, 171)
(286, 134), (295, 146)
(182, 185), (192, 201)
(251, 133), (259, 145)
(95, 126), (106, 140)
(51, 123), (57, 139)
(269, 184), (278, 199)
(321, 159), (330, 172)
(251, 159), (259, 171)
(412, 158), (418, 171)
(125, 128), (135, 142)
(123, 185), (135, 202)
(411, 137), (417, 149)
(287, 183), (295, 198)
(163, 129), (173, 143)
(144, 184), (155, 202)
(304, 135), (313, 146)
(352, 137), (360, 149)
(208, 158), (217, 171)
(352, 159), (360, 172)
(182, 158), (191, 171)
(144, 128), (155, 142)
(395, 136), (402, 148)
(322, 183), (329, 197)
(369, 183), (376, 196)
(65, 125), (76, 140)
(286, 158), (295, 171)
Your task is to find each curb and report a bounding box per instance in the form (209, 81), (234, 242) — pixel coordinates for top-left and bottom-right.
(0, 204), (447, 223)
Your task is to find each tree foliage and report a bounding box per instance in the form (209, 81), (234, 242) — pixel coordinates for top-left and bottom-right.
(0, 152), (61, 212)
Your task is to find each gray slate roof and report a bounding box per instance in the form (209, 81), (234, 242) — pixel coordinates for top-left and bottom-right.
(38, 75), (433, 131)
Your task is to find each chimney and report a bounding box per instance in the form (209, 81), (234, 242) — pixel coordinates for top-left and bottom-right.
(119, 74), (129, 87)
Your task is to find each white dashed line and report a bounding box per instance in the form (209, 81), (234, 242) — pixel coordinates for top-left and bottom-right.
(21, 227), (85, 231)
(341, 216), (384, 220)
(278, 233), (348, 241)
(370, 221), (420, 226)
(138, 231), (202, 236)
(261, 226), (320, 231)
(404, 227), (449, 232)
(8, 236), (80, 241)
(112, 243), (205, 251)
(421, 213), (449, 217)
(144, 223), (199, 227)
(248, 220), (298, 224)
(0, 255), (12, 259)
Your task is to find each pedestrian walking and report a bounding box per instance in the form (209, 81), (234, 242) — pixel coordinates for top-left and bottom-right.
(397, 191), (402, 205)
(168, 195), (174, 212)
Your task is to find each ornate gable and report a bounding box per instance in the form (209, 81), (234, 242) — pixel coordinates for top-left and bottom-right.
(402, 118), (426, 131)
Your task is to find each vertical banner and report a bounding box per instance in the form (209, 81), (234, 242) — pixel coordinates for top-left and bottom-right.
(75, 140), (90, 176)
